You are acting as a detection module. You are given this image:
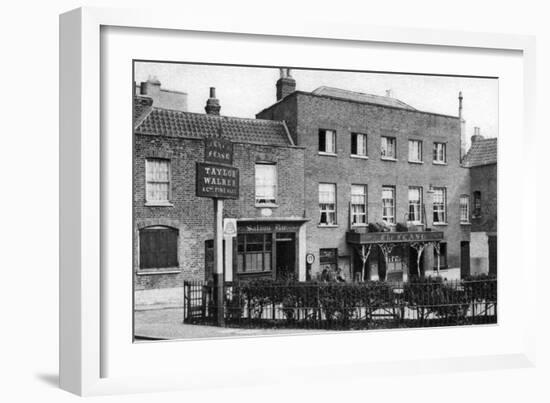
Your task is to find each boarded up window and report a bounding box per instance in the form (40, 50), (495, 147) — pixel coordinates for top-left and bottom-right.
(139, 227), (178, 269)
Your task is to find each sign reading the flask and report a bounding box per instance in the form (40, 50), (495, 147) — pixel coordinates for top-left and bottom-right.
(204, 137), (233, 165)
(196, 162), (239, 199)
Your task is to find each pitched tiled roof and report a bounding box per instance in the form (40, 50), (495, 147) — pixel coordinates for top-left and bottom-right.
(463, 137), (497, 167)
(312, 86), (417, 111)
(133, 96), (153, 127)
(135, 107), (293, 146)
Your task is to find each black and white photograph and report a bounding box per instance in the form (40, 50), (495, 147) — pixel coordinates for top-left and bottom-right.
(132, 61), (498, 341)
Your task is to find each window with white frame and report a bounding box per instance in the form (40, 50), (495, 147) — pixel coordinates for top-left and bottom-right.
(408, 187), (423, 223)
(460, 195), (470, 223)
(408, 140), (423, 162)
(351, 184), (367, 225)
(432, 187), (447, 224)
(382, 186), (396, 224)
(319, 129), (336, 154)
(255, 163), (277, 205)
(319, 183), (337, 225)
(145, 158), (171, 203)
(433, 142), (447, 163)
(381, 137), (396, 159)
(351, 133), (367, 157)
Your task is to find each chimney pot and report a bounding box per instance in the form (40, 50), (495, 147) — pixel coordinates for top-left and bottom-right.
(471, 127), (484, 144)
(205, 86), (221, 115)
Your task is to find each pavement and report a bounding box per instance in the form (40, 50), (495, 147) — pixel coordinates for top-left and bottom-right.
(134, 307), (324, 341)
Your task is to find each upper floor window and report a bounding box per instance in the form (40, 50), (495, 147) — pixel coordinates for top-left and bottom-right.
(473, 191), (482, 218)
(139, 226), (178, 269)
(351, 184), (367, 226)
(381, 137), (397, 159)
(460, 195), (470, 223)
(255, 163), (277, 205)
(433, 142), (447, 164)
(408, 140), (423, 163)
(382, 186), (396, 224)
(146, 158), (171, 204)
(351, 133), (367, 157)
(408, 187), (423, 224)
(319, 183), (337, 225)
(319, 129), (336, 154)
(432, 187), (447, 224)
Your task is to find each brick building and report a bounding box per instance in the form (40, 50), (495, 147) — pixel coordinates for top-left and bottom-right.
(257, 69), (472, 282)
(133, 89), (306, 307)
(462, 128), (497, 275)
(135, 76), (188, 112)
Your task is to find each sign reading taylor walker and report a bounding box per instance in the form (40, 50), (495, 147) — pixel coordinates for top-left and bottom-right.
(196, 162), (240, 199)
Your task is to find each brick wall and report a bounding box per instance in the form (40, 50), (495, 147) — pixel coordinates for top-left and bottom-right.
(258, 92), (471, 278)
(134, 134), (305, 290)
(470, 163), (497, 233)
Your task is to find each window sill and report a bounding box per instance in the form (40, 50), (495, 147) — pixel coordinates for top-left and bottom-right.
(432, 161), (447, 166)
(350, 154), (369, 160)
(318, 224), (339, 228)
(137, 269), (181, 275)
(351, 223), (368, 228)
(432, 222), (448, 226)
(255, 203), (278, 208)
(145, 201), (174, 207)
(381, 157), (397, 162)
(460, 222), (472, 225)
(318, 151), (338, 157)
(408, 160), (424, 164)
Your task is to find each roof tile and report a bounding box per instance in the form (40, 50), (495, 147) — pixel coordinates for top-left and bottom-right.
(135, 107), (292, 146)
(463, 138), (497, 167)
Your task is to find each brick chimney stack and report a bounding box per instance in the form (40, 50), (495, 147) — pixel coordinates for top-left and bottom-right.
(205, 87), (221, 115)
(471, 126), (484, 144)
(276, 68), (296, 101)
(140, 76), (161, 105)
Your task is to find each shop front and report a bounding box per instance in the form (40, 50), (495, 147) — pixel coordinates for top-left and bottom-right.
(347, 230), (444, 282)
(226, 219), (308, 282)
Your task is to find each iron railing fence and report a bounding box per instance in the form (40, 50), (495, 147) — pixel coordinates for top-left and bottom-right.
(184, 278), (497, 330)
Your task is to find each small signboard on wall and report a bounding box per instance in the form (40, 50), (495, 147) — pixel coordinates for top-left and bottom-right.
(204, 137), (233, 165)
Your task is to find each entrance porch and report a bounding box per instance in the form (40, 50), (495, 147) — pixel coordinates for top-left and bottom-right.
(346, 230), (444, 282)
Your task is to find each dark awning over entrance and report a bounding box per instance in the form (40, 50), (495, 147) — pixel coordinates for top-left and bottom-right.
(346, 230), (444, 245)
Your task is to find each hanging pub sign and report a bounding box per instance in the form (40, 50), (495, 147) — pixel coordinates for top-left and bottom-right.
(204, 137), (233, 165)
(196, 162), (240, 199)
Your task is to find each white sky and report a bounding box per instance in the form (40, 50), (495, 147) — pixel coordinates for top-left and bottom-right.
(135, 61), (498, 144)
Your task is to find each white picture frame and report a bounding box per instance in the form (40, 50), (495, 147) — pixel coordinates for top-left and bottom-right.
(60, 7), (537, 396)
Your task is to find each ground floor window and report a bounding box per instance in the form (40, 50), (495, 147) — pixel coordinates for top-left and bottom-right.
(139, 226), (178, 269)
(434, 242), (447, 269)
(386, 246), (405, 273)
(320, 248), (338, 279)
(237, 233), (272, 273)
